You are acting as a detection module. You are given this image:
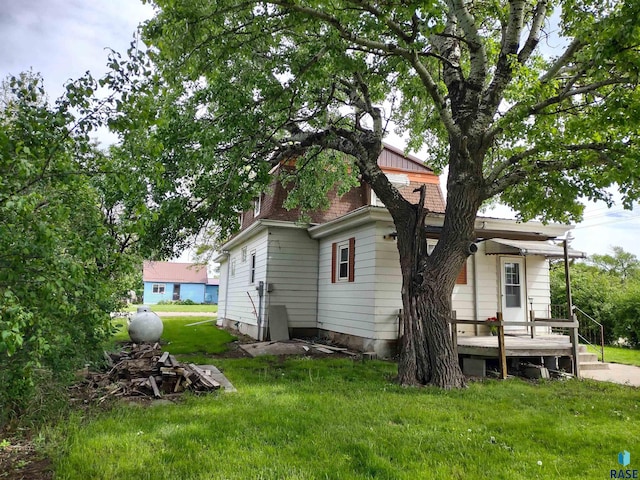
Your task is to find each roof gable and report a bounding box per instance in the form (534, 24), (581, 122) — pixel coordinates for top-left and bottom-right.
(378, 143), (434, 173)
(143, 261), (209, 284)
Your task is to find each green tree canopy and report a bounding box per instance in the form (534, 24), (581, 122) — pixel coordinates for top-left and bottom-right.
(590, 246), (639, 281)
(0, 72), (141, 423)
(105, 0), (640, 387)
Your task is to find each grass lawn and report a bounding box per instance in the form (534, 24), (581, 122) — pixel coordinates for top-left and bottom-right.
(123, 304), (218, 313)
(111, 316), (235, 363)
(602, 346), (640, 366)
(49, 357), (638, 479)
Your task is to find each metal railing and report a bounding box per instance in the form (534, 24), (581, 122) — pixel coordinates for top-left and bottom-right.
(550, 304), (605, 362)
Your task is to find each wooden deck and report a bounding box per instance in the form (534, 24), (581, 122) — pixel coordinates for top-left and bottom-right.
(449, 315), (580, 377)
(457, 334), (573, 358)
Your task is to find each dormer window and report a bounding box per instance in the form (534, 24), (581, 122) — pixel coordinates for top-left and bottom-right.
(253, 194), (262, 217)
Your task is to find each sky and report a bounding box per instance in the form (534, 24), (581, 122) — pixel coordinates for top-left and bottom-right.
(2, 1), (639, 261)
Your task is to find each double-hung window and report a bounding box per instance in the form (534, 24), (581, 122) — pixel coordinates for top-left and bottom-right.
(249, 251), (256, 284)
(331, 238), (355, 283)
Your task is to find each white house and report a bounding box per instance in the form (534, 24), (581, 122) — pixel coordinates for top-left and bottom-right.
(215, 145), (583, 356)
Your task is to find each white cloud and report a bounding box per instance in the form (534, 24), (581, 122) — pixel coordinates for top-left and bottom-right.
(0, 0), (154, 98)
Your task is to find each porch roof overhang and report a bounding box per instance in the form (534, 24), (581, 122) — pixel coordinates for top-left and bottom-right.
(484, 239), (586, 259)
(423, 225), (558, 242)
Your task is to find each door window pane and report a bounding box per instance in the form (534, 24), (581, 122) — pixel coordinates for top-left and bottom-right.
(504, 262), (521, 308)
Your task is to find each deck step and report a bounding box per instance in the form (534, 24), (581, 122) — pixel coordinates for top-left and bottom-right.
(579, 352), (598, 363)
(580, 361), (610, 371)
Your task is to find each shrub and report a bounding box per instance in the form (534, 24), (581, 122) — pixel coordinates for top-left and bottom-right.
(612, 286), (640, 347)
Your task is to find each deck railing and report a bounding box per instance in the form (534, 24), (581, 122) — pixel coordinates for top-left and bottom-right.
(550, 304), (605, 362)
(448, 312), (580, 379)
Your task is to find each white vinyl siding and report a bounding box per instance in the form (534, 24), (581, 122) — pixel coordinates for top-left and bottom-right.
(318, 224), (377, 338)
(451, 241), (498, 335)
(452, 242), (552, 333)
(524, 256), (551, 318)
(223, 230), (269, 326)
(264, 227), (319, 329)
(371, 222), (403, 340)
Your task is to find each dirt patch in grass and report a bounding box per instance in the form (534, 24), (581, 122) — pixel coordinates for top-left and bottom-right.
(0, 438), (53, 480)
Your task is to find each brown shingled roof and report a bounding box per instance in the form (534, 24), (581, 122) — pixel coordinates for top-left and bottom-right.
(143, 261), (209, 284)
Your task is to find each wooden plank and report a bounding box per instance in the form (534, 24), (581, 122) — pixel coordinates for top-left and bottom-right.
(148, 375), (161, 398)
(310, 343), (347, 351)
(188, 364), (221, 389)
(158, 351), (170, 366)
(314, 347), (335, 354)
(173, 376), (183, 393)
(184, 318), (216, 327)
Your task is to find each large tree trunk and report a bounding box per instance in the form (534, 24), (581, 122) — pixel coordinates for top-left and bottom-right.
(394, 186), (468, 388)
(393, 136), (485, 388)
(352, 135), (483, 389)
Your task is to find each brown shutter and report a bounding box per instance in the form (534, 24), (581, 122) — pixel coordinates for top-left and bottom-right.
(456, 260), (467, 285)
(331, 242), (337, 283)
(348, 237), (355, 282)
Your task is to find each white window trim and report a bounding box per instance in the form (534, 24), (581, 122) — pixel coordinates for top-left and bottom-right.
(253, 194), (262, 217)
(231, 259), (236, 277)
(249, 251), (256, 284)
(152, 283), (165, 294)
(336, 241), (350, 282)
(241, 247), (247, 263)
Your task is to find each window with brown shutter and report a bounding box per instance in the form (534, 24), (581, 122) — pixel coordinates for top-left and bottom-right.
(456, 260), (467, 285)
(331, 237), (355, 283)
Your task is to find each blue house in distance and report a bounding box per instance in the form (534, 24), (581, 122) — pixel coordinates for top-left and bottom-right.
(143, 261), (219, 304)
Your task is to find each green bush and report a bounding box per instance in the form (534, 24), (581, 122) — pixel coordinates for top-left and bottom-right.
(0, 73), (139, 428)
(156, 299), (199, 305)
(612, 286), (640, 347)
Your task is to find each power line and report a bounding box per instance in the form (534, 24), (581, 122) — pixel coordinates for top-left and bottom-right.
(574, 214), (640, 230)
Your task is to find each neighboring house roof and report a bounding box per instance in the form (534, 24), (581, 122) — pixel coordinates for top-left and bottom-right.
(207, 279), (220, 286)
(143, 261), (209, 284)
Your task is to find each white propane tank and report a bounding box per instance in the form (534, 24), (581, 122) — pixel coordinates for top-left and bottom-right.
(128, 306), (163, 343)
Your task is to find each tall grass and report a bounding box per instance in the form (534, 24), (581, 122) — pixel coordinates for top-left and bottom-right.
(50, 357), (639, 479)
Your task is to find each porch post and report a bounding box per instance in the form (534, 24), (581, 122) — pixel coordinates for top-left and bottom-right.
(564, 239), (580, 377)
(529, 309), (535, 339)
(496, 311), (508, 379)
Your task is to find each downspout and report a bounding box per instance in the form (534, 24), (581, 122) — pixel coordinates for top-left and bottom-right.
(221, 253), (230, 327)
(259, 230), (271, 341)
(256, 281), (265, 340)
(472, 253), (479, 336)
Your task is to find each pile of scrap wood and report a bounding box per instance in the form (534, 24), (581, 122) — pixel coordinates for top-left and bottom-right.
(83, 343), (220, 402)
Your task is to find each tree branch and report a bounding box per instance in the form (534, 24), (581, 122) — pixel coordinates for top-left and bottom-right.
(518, 0), (549, 64)
(529, 78), (627, 114)
(539, 38), (584, 84)
(479, 0), (527, 123)
(448, 0), (487, 92)
(352, 0), (416, 44)
(484, 141), (628, 197)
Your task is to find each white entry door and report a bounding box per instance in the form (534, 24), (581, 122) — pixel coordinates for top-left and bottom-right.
(500, 258), (527, 332)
